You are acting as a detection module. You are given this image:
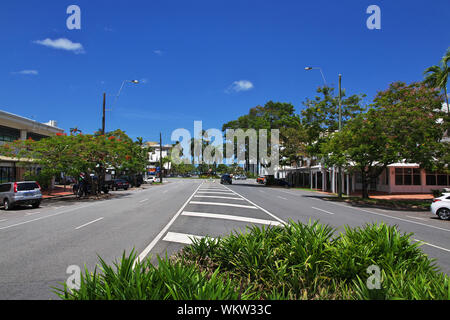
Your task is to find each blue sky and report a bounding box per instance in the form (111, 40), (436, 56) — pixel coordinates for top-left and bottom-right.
(0, 0), (449, 143)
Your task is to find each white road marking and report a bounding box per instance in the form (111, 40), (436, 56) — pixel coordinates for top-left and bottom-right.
(277, 196), (288, 200)
(189, 201), (257, 209)
(162, 232), (214, 245)
(193, 195), (244, 201)
(182, 211), (282, 226)
(0, 203), (100, 231)
(312, 207), (335, 215)
(139, 199), (149, 203)
(25, 211), (41, 216)
(222, 185), (286, 225)
(413, 239), (450, 253)
(407, 216), (428, 221)
(0, 219), (7, 223)
(134, 183), (204, 267)
(329, 201), (450, 233)
(75, 217), (104, 230)
(196, 191), (235, 195)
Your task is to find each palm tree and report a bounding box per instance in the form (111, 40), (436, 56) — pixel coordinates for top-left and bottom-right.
(424, 47), (450, 113)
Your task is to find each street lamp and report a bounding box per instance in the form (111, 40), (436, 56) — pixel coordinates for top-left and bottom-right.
(110, 79), (140, 111)
(304, 66), (327, 86)
(102, 79), (140, 134)
(305, 67), (343, 198)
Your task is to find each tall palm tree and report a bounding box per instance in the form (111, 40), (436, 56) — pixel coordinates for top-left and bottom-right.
(424, 47), (450, 113)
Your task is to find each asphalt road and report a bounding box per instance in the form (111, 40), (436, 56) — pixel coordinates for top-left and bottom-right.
(0, 178), (448, 300)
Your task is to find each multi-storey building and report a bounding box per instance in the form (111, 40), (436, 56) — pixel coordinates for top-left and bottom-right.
(0, 110), (64, 182)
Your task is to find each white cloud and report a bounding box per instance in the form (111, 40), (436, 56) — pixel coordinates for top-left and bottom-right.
(33, 38), (85, 54)
(226, 80), (254, 93)
(153, 50), (163, 56)
(12, 70), (38, 75)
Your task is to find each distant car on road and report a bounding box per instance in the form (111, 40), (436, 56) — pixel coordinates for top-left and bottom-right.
(112, 179), (130, 191)
(220, 174), (232, 185)
(0, 181), (42, 210)
(431, 193), (450, 220)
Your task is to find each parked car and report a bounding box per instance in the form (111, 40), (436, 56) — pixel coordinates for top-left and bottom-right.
(144, 176), (157, 184)
(0, 181), (42, 210)
(431, 192), (450, 220)
(220, 174), (232, 185)
(274, 178), (292, 188)
(112, 179), (130, 191)
(118, 175), (143, 187)
(256, 176), (266, 184)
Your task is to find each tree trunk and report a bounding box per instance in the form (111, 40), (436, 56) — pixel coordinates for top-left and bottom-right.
(361, 170), (369, 199)
(445, 87), (449, 114)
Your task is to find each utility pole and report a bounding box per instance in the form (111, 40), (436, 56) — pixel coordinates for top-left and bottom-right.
(102, 92), (106, 135)
(337, 74), (343, 198)
(159, 132), (163, 183)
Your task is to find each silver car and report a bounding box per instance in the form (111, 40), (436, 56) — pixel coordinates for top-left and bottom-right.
(0, 181), (42, 210)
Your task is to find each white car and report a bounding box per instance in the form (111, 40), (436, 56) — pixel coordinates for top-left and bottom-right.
(144, 176), (157, 184)
(431, 193), (450, 220)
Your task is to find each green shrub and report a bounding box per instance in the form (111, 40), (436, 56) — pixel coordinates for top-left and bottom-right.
(23, 169), (53, 190)
(54, 222), (450, 300)
(326, 223), (437, 282)
(431, 189), (443, 198)
(53, 251), (249, 300)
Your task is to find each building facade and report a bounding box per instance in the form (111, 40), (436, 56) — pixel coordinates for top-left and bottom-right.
(145, 141), (173, 177)
(0, 110), (64, 182)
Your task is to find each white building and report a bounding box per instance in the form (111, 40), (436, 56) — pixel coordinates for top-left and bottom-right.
(145, 141), (173, 176)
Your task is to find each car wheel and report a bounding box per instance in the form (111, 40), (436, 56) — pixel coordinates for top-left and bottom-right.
(3, 199), (12, 211)
(32, 201), (41, 208)
(437, 208), (450, 220)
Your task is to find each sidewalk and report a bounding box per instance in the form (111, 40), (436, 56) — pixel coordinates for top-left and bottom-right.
(304, 189), (434, 201)
(41, 186), (74, 199)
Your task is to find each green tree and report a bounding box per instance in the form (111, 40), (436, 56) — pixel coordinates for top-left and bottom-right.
(301, 86), (366, 159)
(222, 101), (300, 172)
(424, 47), (450, 113)
(322, 82), (447, 198)
(0, 129), (149, 194)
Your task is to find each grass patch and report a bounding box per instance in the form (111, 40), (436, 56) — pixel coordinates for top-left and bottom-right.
(54, 221), (449, 300)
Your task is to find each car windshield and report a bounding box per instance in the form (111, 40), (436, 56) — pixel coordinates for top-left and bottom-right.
(17, 182), (39, 191)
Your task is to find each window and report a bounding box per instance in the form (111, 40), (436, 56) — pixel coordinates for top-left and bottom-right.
(0, 125), (20, 142)
(17, 182), (39, 191)
(0, 167), (15, 183)
(426, 171), (450, 186)
(0, 183), (11, 192)
(395, 168), (421, 186)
